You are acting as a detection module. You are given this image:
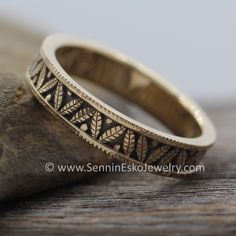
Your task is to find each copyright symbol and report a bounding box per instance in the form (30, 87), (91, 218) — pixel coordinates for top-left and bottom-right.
(45, 162), (54, 172)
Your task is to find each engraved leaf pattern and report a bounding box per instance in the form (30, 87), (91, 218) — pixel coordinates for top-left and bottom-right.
(159, 148), (179, 165)
(71, 107), (94, 124)
(31, 76), (38, 84)
(36, 64), (47, 89)
(176, 150), (187, 167)
(145, 145), (170, 164)
(38, 78), (58, 94)
(30, 60), (43, 77)
(123, 129), (135, 156)
(136, 136), (147, 162)
(60, 99), (82, 115)
(54, 82), (64, 110)
(99, 126), (125, 143)
(91, 111), (102, 139)
(29, 60), (197, 170)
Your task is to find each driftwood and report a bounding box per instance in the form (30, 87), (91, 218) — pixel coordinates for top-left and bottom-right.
(0, 20), (111, 200)
(0, 73), (112, 200)
(0, 19), (235, 235)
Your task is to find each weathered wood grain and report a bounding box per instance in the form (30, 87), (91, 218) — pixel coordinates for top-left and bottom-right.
(0, 102), (235, 236)
(0, 19), (235, 235)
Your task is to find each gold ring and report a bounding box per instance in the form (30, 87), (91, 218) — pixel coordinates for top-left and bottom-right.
(25, 34), (216, 176)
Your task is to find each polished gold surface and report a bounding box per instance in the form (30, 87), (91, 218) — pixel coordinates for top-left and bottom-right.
(25, 35), (216, 176)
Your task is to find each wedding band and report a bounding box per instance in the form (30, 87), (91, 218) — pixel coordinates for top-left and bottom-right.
(25, 34), (216, 176)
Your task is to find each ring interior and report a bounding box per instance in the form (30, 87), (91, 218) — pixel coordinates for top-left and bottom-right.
(55, 46), (202, 138)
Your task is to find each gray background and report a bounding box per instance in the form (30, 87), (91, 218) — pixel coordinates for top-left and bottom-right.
(0, 0), (235, 102)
